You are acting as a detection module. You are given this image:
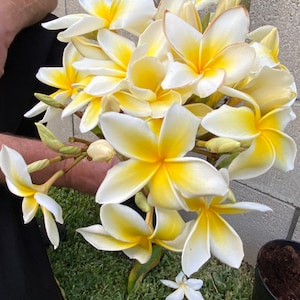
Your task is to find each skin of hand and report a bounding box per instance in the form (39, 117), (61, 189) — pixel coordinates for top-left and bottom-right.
(0, 0), (58, 77)
(0, 133), (119, 195)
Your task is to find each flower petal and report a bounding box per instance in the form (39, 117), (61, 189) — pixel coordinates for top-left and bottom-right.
(123, 241), (152, 264)
(100, 204), (151, 242)
(96, 159), (159, 204)
(182, 217), (210, 276)
(165, 287), (185, 300)
(201, 7), (249, 64)
(77, 225), (137, 250)
(208, 43), (255, 85)
(185, 286), (204, 300)
(202, 105), (258, 140)
(194, 68), (225, 98)
(263, 129), (297, 172)
(160, 279), (179, 289)
(186, 278), (203, 290)
(80, 99), (102, 133)
(100, 111), (158, 161)
(35, 192), (63, 224)
(164, 12), (201, 66)
(42, 207), (60, 249)
(166, 158), (228, 198)
(153, 208), (185, 241)
(162, 61), (199, 90)
(214, 202), (272, 215)
(149, 164), (188, 210)
(228, 135), (275, 180)
(0, 146), (34, 195)
(22, 197), (38, 223)
(209, 211), (244, 268)
(97, 29), (135, 69)
(159, 104), (200, 158)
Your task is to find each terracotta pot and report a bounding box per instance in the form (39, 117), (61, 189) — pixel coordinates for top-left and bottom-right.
(252, 239), (300, 300)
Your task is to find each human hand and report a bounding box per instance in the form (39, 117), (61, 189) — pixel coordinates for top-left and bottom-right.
(0, 40), (8, 78)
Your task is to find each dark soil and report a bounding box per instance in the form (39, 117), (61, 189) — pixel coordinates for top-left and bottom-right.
(258, 241), (300, 300)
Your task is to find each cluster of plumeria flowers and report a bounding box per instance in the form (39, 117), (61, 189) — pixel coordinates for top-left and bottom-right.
(0, 0), (297, 298)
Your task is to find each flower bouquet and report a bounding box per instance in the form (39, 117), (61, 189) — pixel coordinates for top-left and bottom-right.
(0, 0), (297, 298)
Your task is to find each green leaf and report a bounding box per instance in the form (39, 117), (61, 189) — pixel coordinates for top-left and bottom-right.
(127, 245), (164, 295)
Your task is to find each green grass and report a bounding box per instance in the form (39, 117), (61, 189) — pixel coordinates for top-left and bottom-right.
(48, 187), (254, 300)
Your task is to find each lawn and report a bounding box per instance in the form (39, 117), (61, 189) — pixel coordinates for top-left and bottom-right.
(48, 187), (254, 300)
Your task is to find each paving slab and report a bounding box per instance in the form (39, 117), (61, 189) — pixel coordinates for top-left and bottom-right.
(226, 181), (296, 265)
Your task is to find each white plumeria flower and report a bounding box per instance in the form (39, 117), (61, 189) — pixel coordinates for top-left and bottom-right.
(25, 43), (86, 123)
(0, 146), (63, 249)
(161, 271), (204, 300)
(77, 204), (186, 264)
(96, 103), (228, 210)
(162, 7), (255, 98)
(43, 0), (157, 41)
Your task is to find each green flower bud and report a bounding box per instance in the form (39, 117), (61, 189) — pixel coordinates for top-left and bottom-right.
(34, 93), (64, 108)
(59, 146), (82, 155)
(205, 137), (240, 153)
(134, 192), (150, 213)
(35, 123), (65, 151)
(27, 159), (50, 173)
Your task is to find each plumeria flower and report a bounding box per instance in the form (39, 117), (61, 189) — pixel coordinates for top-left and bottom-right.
(62, 91), (109, 133)
(247, 25), (280, 71)
(96, 103), (228, 210)
(77, 203), (186, 264)
(156, 0), (202, 32)
(25, 43), (87, 123)
(232, 66), (297, 116)
(202, 104), (297, 180)
(162, 7), (255, 98)
(0, 146), (63, 249)
(74, 29), (138, 96)
(43, 0), (157, 42)
(161, 271), (204, 300)
(181, 169), (272, 275)
(114, 55), (184, 118)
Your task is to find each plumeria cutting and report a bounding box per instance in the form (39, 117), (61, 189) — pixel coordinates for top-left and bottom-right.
(0, 0), (297, 298)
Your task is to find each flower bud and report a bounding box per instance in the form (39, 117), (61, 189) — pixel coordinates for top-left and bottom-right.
(35, 123), (65, 151)
(59, 146), (82, 155)
(34, 93), (64, 108)
(205, 137), (240, 153)
(27, 159), (50, 173)
(135, 191), (150, 213)
(87, 140), (116, 162)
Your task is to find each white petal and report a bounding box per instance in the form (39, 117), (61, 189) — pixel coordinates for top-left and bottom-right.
(182, 218), (210, 276)
(96, 160), (159, 204)
(0, 146), (33, 190)
(166, 287), (185, 300)
(100, 204), (151, 241)
(42, 208), (60, 249)
(35, 192), (63, 224)
(160, 279), (179, 289)
(77, 225), (136, 250)
(159, 104), (200, 158)
(100, 111), (158, 161)
(209, 213), (244, 268)
(185, 287), (204, 300)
